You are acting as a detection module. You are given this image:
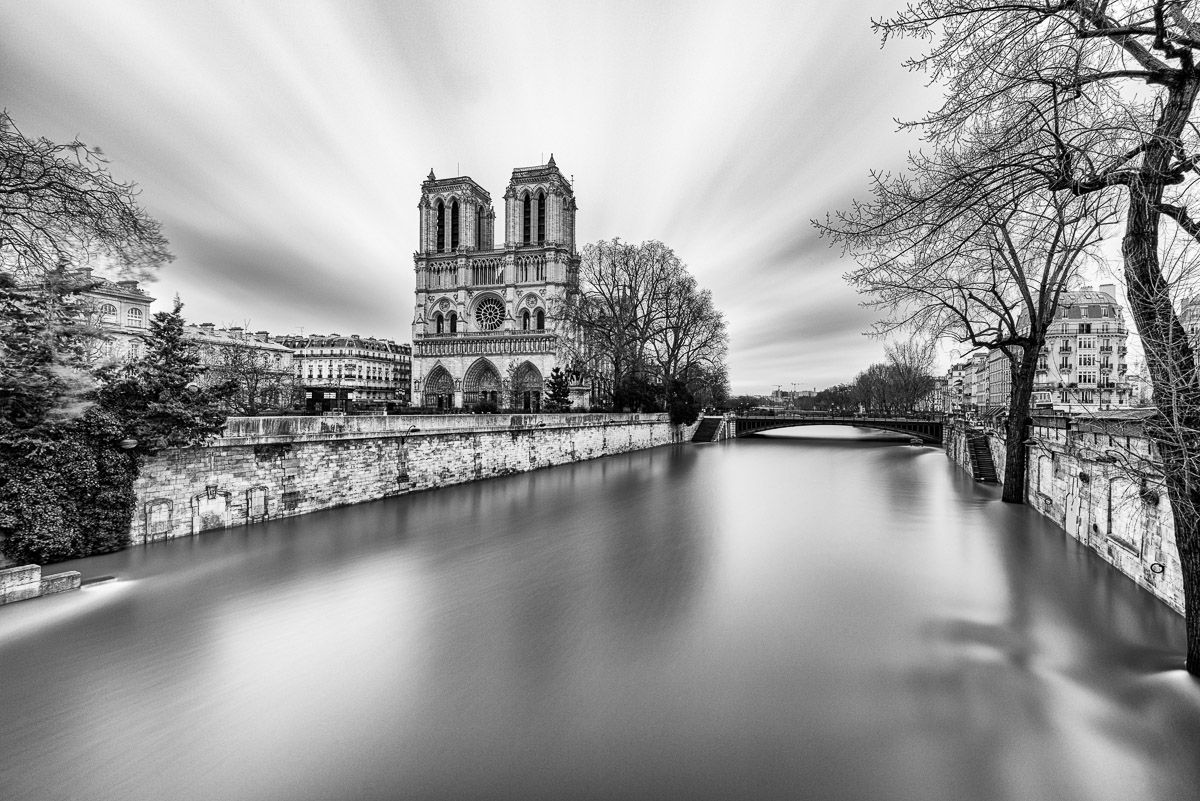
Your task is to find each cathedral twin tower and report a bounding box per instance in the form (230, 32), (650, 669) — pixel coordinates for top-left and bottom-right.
(411, 156), (580, 410)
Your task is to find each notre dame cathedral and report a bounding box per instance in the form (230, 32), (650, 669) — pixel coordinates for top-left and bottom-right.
(411, 156), (581, 410)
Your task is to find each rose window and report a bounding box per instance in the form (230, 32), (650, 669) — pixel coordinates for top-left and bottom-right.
(475, 297), (504, 331)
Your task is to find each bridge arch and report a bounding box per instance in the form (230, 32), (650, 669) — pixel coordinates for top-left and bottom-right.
(734, 415), (943, 444)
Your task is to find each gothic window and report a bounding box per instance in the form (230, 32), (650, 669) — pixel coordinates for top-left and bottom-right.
(522, 310), (530, 330)
(537, 190), (546, 243)
(99, 303), (117, 322)
(127, 307), (144, 328)
(519, 259), (529, 282)
(449, 312), (458, 333)
(475, 297), (504, 331)
(436, 200), (446, 253)
(522, 192), (531, 244)
(536, 309), (545, 330)
(435, 313), (444, 334)
(475, 204), (483, 248)
(451, 199), (460, 250)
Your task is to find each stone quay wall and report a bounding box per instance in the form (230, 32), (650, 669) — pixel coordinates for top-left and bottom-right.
(129, 413), (688, 546)
(946, 417), (1184, 614)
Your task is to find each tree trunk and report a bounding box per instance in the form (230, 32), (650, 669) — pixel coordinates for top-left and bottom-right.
(1001, 345), (1040, 504)
(1124, 168), (1200, 673)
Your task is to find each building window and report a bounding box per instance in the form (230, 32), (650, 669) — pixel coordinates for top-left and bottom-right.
(435, 313), (444, 334)
(436, 200), (446, 253)
(450, 199), (460, 250)
(127, 308), (144, 328)
(1079, 323), (1092, 334)
(522, 192), (531, 244)
(476, 204), (484, 247)
(475, 297), (504, 331)
(522, 310), (530, 330)
(99, 303), (117, 322)
(536, 309), (545, 330)
(449, 312), (458, 333)
(128, 342), (140, 359)
(537, 190), (546, 243)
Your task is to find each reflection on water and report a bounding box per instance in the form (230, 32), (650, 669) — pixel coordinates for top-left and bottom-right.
(1, 431), (1198, 801)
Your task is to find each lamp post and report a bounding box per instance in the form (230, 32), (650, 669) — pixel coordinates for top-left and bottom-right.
(398, 424), (420, 485)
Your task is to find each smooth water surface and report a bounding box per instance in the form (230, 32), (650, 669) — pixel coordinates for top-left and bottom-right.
(2, 429), (1198, 800)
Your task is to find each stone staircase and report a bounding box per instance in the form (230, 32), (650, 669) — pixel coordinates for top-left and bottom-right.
(966, 431), (999, 483)
(691, 416), (726, 443)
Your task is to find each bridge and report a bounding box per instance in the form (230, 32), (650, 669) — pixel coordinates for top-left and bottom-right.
(732, 414), (944, 444)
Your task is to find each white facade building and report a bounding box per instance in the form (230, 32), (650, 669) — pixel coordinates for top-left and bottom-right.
(1032, 284), (1131, 412)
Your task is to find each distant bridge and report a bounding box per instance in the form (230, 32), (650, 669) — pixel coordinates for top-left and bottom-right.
(733, 414), (944, 444)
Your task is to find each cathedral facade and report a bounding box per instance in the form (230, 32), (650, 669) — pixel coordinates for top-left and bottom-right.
(411, 157), (580, 410)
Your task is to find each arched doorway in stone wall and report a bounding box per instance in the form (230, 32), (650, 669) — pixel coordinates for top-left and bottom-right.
(512, 361), (543, 412)
(463, 358), (502, 408)
(424, 365), (454, 409)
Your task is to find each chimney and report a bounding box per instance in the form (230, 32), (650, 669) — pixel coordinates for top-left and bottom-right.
(116, 280), (139, 291)
(1099, 283), (1116, 299)
(255, 330), (269, 338)
(199, 323), (215, 332)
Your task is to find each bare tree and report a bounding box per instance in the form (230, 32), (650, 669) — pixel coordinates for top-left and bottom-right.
(823, 172), (1112, 500)
(561, 239), (727, 412)
(203, 336), (295, 416)
(868, 0), (1200, 672)
(0, 111), (170, 281)
(885, 340), (938, 412)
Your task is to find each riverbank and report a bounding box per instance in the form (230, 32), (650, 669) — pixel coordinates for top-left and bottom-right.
(128, 412), (695, 547)
(946, 415), (1184, 614)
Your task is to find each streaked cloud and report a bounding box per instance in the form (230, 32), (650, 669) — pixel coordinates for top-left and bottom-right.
(0, 0), (935, 392)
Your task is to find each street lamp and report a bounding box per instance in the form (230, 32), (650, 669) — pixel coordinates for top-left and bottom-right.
(398, 425), (421, 485)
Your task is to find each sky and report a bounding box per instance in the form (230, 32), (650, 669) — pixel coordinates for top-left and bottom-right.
(0, 0), (943, 394)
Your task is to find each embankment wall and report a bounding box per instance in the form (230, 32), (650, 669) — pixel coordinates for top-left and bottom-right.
(129, 413), (688, 545)
(947, 418), (1183, 614)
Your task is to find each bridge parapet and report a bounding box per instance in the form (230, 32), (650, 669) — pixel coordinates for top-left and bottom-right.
(733, 415), (943, 444)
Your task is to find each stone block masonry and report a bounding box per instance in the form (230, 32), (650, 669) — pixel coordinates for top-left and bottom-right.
(0, 564), (82, 605)
(946, 416), (1184, 615)
(131, 413), (690, 546)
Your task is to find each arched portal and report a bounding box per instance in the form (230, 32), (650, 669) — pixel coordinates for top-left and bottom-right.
(513, 361), (543, 412)
(424, 365), (454, 409)
(464, 358), (502, 408)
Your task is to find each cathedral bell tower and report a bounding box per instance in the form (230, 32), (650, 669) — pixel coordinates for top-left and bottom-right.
(411, 157), (582, 411)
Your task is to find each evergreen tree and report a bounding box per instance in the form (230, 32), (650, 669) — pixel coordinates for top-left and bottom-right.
(97, 298), (231, 454)
(544, 367), (572, 411)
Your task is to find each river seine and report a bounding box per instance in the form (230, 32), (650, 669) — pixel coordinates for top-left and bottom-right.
(2, 429), (1199, 800)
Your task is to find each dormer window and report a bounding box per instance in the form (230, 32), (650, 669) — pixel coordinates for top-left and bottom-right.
(126, 308), (144, 328)
(99, 303), (117, 323)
